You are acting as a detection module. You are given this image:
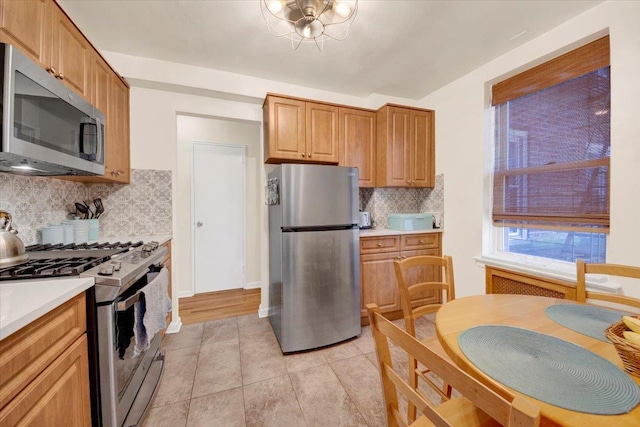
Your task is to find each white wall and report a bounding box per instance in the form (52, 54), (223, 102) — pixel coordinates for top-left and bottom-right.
(176, 115), (262, 297)
(418, 0), (640, 297)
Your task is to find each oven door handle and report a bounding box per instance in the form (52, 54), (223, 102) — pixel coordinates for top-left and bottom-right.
(117, 291), (141, 312)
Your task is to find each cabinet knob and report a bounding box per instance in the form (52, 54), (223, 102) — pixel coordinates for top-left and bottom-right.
(308, 153), (312, 158)
(377, 243), (383, 247)
(396, 256), (402, 260)
(301, 153), (306, 158)
(418, 240), (424, 244)
(402, 255), (407, 259)
(57, 73), (64, 80)
(46, 66), (57, 75)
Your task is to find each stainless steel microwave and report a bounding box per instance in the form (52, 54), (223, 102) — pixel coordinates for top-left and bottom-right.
(0, 43), (105, 176)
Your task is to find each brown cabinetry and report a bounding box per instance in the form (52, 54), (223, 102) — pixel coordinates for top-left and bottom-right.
(360, 233), (442, 322)
(46, 3), (90, 98)
(104, 74), (130, 183)
(0, 0), (47, 65)
(263, 94), (339, 164)
(339, 107), (376, 187)
(0, 293), (91, 426)
(376, 104), (435, 187)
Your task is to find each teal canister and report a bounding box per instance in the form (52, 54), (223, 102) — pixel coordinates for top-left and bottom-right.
(87, 219), (99, 240)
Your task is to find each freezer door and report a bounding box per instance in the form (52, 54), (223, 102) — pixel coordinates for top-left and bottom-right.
(279, 228), (360, 352)
(281, 164), (359, 228)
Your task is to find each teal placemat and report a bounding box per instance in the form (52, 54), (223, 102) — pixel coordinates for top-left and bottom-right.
(545, 304), (630, 342)
(458, 325), (640, 414)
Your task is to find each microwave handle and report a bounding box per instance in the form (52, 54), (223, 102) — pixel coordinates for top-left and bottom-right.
(96, 117), (105, 164)
(79, 121), (97, 160)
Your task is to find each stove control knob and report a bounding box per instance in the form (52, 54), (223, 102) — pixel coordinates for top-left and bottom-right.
(111, 261), (122, 271)
(98, 265), (115, 276)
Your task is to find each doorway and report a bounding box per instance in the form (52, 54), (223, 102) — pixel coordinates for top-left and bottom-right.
(192, 143), (245, 294)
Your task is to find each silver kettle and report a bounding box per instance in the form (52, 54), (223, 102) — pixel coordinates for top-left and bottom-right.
(0, 210), (29, 268)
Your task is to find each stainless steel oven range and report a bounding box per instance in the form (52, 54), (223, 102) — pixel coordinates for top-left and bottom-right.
(0, 241), (168, 426)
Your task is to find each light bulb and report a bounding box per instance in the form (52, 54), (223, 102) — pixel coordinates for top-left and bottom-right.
(267, 0), (283, 14)
(302, 24), (312, 38)
(333, 1), (352, 17)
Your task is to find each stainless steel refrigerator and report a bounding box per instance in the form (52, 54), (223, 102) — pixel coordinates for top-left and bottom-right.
(268, 164), (361, 353)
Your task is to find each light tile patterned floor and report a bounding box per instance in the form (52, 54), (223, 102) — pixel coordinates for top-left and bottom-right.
(143, 313), (438, 427)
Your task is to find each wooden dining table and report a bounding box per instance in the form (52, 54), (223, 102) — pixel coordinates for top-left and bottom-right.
(435, 294), (640, 427)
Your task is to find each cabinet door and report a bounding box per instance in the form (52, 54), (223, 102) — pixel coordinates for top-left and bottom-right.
(410, 109), (435, 187)
(360, 251), (402, 317)
(0, 335), (91, 427)
(0, 0), (47, 64)
(264, 96), (306, 163)
(47, 4), (89, 99)
(90, 53), (110, 117)
(401, 249), (442, 307)
(339, 107), (376, 187)
(305, 102), (339, 163)
(377, 106), (410, 186)
(106, 75), (130, 183)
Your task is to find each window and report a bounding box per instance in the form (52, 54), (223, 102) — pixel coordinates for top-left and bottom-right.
(491, 36), (610, 263)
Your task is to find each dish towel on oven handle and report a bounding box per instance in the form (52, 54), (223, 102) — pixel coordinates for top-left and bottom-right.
(133, 267), (172, 356)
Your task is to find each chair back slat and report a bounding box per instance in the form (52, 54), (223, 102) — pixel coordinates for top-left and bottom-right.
(576, 260), (640, 309)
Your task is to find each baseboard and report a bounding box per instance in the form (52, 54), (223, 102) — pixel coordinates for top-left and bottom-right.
(244, 281), (262, 290)
(166, 318), (182, 334)
(258, 304), (270, 318)
(178, 290), (194, 298)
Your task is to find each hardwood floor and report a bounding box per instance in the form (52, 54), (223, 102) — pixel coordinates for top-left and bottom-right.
(179, 288), (261, 325)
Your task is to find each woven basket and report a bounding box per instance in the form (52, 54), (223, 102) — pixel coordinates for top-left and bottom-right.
(605, 318), (640, 377)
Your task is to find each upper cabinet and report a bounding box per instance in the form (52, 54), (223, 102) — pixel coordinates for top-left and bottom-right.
(376, 104), (435, 187)
(263, 94), (434, 189)
(264, 94), (339, 164)
(339, 107), (376, 188)
(46, 3), (90, 99)
(0, 0), (130, 183)
(106, 75), (130, 183)
(0, 0), (47, 65)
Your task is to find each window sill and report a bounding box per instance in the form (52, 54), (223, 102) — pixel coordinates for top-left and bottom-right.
(474, 255), (622, 294)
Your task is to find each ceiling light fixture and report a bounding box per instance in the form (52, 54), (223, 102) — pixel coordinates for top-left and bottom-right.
(261, 0), (358, 51)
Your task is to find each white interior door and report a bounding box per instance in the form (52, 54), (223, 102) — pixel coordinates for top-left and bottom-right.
(193, 143), (245, 294)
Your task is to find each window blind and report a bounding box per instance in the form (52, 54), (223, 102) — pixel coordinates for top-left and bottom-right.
(492, 36), (610, 233)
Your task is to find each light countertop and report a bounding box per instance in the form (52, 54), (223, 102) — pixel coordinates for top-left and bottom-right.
(0, 277), (94, 340)
(359, 228), (443, 237)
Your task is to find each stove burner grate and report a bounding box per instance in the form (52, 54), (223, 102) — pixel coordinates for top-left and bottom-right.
(0, 241), (145, 281)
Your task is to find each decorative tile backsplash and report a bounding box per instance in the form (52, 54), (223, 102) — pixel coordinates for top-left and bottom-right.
(359, 174), (444, 229)
(0, 169), (172, 245)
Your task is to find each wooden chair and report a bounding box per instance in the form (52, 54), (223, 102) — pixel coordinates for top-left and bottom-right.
(393, 255), (455, 420)
(576, 260), (640, 309)
(367, 303), (541, 427)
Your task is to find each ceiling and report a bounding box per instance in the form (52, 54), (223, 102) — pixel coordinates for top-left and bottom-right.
(58, 0), (603, 100)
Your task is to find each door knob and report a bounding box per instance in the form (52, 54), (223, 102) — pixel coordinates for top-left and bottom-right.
(196, 221), (203, 228)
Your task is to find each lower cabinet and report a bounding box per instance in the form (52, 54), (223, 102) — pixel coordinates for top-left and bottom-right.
(360, 233), (442, 323)
(0, 293), (91, 426)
